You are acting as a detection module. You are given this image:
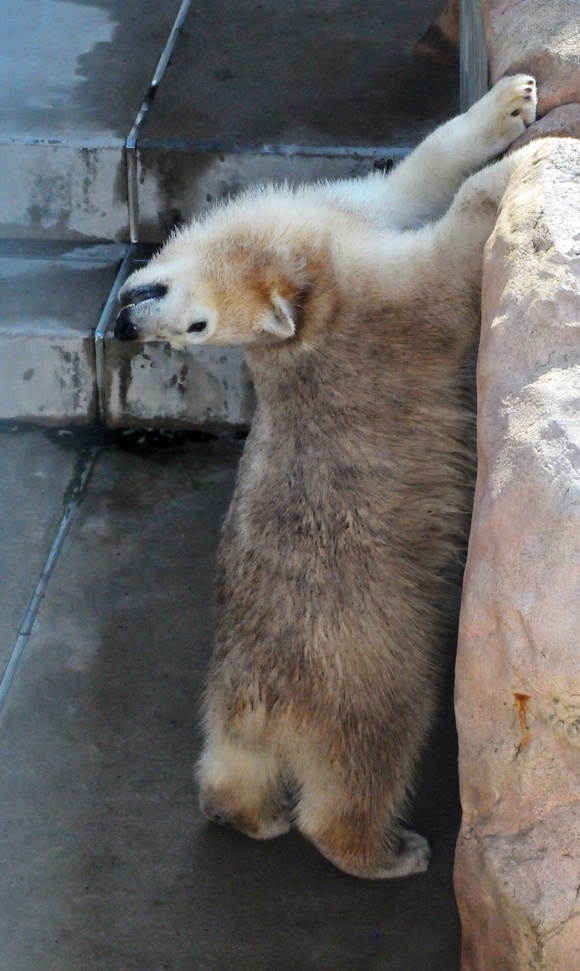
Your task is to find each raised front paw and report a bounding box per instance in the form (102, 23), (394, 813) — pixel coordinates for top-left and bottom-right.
(482, 74), (537, 149)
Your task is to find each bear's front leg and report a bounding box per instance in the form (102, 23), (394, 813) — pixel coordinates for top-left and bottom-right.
(414, 138), (565, 323)
(463, 75), (537, 161)
(381, 75), (537, 229)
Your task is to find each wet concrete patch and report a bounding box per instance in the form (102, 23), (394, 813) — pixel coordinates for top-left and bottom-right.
(0, 0), (183, 239)
(0, 437), (461, 969)
(0, 0), (184, 140)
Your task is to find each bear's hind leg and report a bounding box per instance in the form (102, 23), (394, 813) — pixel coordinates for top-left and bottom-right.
(198, 736), (291, 840)
(295, 771), (430, 879)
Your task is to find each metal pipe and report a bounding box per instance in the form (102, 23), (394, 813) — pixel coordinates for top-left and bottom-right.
(460, 0), (489, 111)
(94, 244), (135, 421)
(125, 0), (194, 242)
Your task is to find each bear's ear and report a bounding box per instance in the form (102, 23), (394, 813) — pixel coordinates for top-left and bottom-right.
(259, 291), (296, 339)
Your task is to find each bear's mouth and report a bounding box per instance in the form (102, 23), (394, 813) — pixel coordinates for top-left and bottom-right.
(119, 283), (168, 308)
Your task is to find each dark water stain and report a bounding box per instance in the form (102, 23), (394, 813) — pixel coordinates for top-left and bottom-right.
(137, 149), (216, 241)
(0, 422), (242, 521)
(51, 0), (186, 139)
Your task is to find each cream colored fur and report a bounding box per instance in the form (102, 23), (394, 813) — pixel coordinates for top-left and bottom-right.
(119, 77), (555, 878)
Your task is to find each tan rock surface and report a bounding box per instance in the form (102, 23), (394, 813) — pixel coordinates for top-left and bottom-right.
(454, 140), (580, 970)
(480, 0), (580, 114)
(511, 104), (580, 147)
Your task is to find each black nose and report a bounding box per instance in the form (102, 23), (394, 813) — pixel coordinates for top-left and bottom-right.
(114, 306), (140, 341)
(119, 283), (168, 307)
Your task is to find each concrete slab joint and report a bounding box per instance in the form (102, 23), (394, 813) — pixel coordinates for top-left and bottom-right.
(454, 136), (580, 971)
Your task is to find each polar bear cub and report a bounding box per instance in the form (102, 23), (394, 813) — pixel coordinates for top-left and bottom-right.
(117, 77), (546, 878)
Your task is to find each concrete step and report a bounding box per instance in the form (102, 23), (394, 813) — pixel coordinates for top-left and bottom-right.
(0, 0), (458, 243)
(0, 0), (185, 240)
(0, 241), (124, 423)
(0, 240), (254, 429)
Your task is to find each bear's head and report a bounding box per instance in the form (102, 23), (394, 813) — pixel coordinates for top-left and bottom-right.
(115, 190), (322, 350)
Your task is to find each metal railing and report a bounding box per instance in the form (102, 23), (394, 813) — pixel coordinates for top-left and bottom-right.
(460, 0), (489, 111)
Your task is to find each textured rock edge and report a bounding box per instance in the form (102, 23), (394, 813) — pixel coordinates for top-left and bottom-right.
(454, 136), (580, 970)
(480, 0), (580, 140)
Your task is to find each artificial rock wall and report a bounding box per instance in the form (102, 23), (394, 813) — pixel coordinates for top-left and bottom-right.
(454, 4), (580, 969)
(455, 136), (580, 971)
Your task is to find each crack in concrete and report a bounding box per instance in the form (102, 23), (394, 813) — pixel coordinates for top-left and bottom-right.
(543, 884), (580, 942)
(0, 444), (100, 716)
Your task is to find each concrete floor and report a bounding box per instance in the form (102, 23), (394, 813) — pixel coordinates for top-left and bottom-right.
(0, 0), (184, 139)
(0, 427), (461, 970)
